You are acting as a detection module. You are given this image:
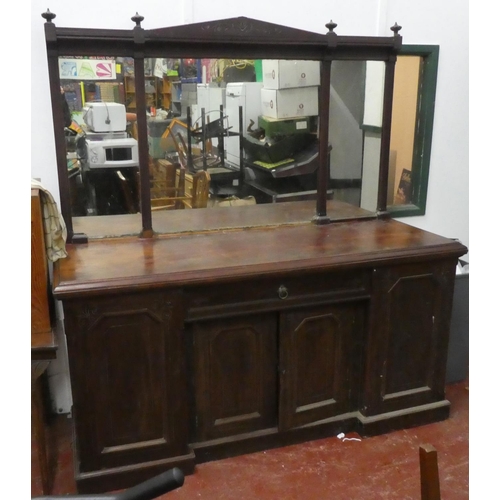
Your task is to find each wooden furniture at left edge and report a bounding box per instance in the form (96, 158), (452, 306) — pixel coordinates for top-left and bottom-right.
(32, 188), (58, 495)
(52, 202), (467, 494)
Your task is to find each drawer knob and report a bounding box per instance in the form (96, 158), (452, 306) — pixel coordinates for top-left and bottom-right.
(278, 285), (289, 300)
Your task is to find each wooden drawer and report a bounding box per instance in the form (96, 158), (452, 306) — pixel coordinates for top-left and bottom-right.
(186, 269), (371, 321)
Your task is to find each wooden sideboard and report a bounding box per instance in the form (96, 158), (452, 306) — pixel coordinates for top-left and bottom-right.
(52, 202), (467, 493)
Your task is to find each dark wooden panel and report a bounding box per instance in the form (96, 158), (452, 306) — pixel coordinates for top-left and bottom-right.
(191, 413), (359, 464)
(279, 302), (364, 430)
(64, 290), (188, 471)
(361, 260), (456, 416)
(192, 314), (278, 441)
(385, 273), (437, 394)
(31, 189), (52, 336)
(187, 269), (370, 320)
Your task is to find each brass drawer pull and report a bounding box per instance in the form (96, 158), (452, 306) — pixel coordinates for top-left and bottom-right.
(278, 285), (289, 300)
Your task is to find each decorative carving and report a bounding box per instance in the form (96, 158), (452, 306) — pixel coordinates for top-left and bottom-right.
(77, 304), (100, 330)
(325, 20), (337, 34)
(151, 299), (173, 323)
(41, 9), (56, 23)
(391, 22), (402, 36)
(200, 19), (283, 36)
(132, 12), (144, 28)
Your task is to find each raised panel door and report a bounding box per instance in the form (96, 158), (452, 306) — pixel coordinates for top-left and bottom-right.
(193, 314), (278, 441)
(64, 290), (188, 472)
(279, 302), (364, 430)
(362, 260), (456, 416)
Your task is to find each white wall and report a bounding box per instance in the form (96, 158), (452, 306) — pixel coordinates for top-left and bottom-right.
(384, 0), (469, 252)
(27, 0), (468, 412)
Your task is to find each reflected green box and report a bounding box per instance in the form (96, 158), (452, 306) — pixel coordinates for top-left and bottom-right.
(258, 115), (313, 137)
(255, 60), (263, 82)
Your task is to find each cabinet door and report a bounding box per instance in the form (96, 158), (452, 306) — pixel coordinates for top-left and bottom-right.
(279, 302), (364, 430)
(64, 290), (188, 472)
(193, 314), (278, 441)
(362, 260), (456, 416)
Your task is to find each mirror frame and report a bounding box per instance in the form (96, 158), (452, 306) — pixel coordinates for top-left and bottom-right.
(42, 10), (402, 243)
(388, 44), (439, 217)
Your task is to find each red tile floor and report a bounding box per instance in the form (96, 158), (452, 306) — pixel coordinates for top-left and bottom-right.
(32, 379), (468, 499)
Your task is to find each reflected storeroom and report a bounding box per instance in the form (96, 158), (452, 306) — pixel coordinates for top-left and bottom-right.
(60, 51), (427, 224)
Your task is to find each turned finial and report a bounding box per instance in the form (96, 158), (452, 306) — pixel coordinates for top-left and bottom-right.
(41, 9), (56, 23)
(325, 20), (337, 34)
(132, 12), (144, 28)
(391, 22), (402, 36)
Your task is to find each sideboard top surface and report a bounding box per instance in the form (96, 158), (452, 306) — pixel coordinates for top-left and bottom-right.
(53, 211), (467, 299)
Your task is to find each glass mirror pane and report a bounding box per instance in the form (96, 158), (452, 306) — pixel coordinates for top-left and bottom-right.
(58, 53), (393, 237)
(59, 55), (141, 236)
(388, 55), (421, 207)
(147, 57), (323, 232)
(328, 60), (385, 212)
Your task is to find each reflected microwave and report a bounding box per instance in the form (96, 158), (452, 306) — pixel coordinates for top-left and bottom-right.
(82, 102), (127, 133)
(86, 137), (139, 169)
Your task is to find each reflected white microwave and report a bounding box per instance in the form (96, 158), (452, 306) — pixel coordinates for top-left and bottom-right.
(86, 137), (139, 169)
(82, 102), (127, 132)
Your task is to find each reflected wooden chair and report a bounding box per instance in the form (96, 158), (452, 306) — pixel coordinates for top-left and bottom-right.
(184, 169), (210, 208)
(161, 117), (221, 172)
(150, 158), (210, 211)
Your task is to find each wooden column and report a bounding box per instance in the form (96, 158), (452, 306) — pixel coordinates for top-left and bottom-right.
(376, 54), (397, 216)
(377, 25), (401, 216)
(314, 59), (332, 224)
(132, 14), (154, 238)
(314, 21), (337, 224)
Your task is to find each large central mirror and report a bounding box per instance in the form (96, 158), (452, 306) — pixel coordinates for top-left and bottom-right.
(45, 14), (401, 241)
(60, 56), (387, 235)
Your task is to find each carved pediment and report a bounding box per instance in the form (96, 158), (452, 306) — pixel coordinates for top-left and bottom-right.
(148, 16), (326, 44)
